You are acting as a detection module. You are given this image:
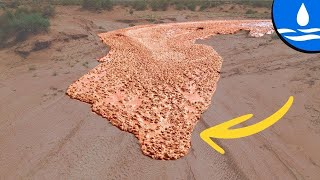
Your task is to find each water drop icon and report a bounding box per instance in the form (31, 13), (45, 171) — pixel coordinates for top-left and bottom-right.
(273, 0), (320, 52)
(297, 3), (309, 27)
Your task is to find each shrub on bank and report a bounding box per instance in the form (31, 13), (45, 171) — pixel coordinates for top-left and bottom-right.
(0, 8), (50, 46)
(55, 0), (82, 6)
(150, 0), (169, 11)
(10, 13), (50, 34)
(236, 0), (272, 8)
(0, 1), (5, 9)
(132, 0), (147, 11)
(174, 2), (185, 10)
(82, 0), (113, 10)
(41, 4), (56, 17)
(6, 0), (21, 8)
(185, 1), (196, 11)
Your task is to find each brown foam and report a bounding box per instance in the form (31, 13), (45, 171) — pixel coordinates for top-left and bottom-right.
(67, 20), (273, 160)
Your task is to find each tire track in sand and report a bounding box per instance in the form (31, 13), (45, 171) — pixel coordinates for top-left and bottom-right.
(67, 20), (273, 160)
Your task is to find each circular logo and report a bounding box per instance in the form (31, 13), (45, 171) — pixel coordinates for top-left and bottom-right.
(272, 0), (320, 53)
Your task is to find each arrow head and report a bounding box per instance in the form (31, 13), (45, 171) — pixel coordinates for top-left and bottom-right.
(200, 96), (294, 154)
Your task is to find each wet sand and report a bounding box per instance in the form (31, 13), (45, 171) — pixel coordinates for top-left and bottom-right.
(198, 32), (320, 179)
(0, 6), (320, 179)
(67, 20), (273, 160)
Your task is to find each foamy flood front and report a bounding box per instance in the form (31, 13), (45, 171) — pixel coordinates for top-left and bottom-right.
(67, 20), (273, 160)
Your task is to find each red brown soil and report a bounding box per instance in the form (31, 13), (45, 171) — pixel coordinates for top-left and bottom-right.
(1, 6), (320, 178)
(66, 20), (273, 160)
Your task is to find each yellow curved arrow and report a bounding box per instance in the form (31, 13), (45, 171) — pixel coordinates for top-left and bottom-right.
(200, 96), (294, 154)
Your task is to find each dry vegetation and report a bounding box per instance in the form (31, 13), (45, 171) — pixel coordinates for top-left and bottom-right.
(0, 1), (54, 47)
(1, 0), (273, 12)
(0, 0), (272, 47)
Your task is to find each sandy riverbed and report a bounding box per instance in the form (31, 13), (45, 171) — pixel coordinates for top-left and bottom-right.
(0, 6), (319, 179)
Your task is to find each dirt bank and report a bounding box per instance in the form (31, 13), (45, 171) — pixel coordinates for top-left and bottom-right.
(0, 6), (319, 180)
